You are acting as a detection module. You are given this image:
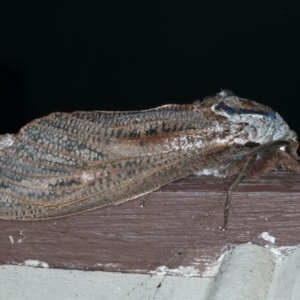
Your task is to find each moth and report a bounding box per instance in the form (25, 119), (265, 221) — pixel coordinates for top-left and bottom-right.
(0, 90), (299, 229)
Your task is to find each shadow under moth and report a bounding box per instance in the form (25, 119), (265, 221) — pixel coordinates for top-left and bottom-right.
(0, 90), (299, 229)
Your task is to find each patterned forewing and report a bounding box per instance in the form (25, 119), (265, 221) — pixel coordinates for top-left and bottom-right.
(0, 105), (239, 219)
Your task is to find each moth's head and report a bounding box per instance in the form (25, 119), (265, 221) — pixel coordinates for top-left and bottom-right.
(202, 90), (298, 146)
(211, 90), (276, 119)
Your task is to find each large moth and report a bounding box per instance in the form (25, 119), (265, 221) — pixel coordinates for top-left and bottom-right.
(0, 91), (299, 229)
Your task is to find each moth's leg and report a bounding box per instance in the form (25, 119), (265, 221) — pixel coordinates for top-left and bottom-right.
(223, 154), (256, 230)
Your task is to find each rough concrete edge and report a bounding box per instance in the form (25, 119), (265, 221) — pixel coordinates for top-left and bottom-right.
(208, 244), (277, 300)
(267, 247), (300, 300)
(207, 238), (300, 300)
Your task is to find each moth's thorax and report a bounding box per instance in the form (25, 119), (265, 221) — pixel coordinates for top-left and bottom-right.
(202, 91), (297, 146)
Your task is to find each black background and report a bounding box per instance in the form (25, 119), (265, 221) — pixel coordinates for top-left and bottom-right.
(0, 2), (299, 135)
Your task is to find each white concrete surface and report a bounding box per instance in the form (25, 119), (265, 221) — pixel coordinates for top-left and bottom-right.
(0, 265), (214, 300)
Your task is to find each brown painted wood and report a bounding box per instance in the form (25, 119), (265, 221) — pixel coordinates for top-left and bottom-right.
(1, 171), (300, 273)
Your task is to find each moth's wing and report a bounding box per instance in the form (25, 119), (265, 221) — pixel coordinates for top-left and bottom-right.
(0, 106), (243, 220)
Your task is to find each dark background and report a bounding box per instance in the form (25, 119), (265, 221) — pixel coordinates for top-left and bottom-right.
(0, 2), (299, 135)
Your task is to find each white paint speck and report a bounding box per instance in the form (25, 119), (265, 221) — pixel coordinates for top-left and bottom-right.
(260, 232), (276, 244)
(23, 260), (49, 268)
(17, 230), (26, 243)
(150, 265), (200, 278)
(265, 245), (297, 259)
(195, 167), (222, 177)
(8, 236), (14, 244)
(202, 253), (225, 277)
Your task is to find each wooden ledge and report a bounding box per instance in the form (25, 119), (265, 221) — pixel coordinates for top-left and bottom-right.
(1, 171), (300, 273)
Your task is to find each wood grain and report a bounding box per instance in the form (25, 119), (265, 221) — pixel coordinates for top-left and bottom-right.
(1, 171), (300, 274)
